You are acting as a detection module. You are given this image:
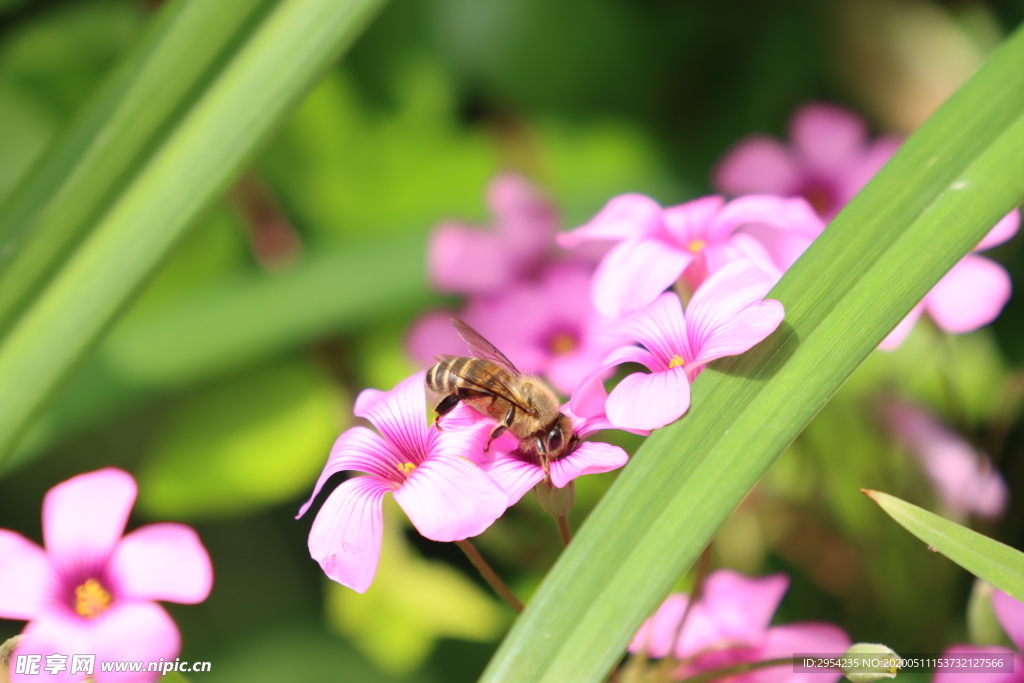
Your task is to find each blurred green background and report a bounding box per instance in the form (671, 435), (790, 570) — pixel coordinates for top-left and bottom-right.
(0, 0), (1023, 681)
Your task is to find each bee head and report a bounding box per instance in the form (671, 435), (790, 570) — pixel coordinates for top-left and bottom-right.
(537, 413), (579, 460)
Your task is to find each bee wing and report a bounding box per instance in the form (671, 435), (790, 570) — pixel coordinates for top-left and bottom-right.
(450, 318), (523, 376)
(433, 354), (538, 416)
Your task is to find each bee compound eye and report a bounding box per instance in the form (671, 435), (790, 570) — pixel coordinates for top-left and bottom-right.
(547, 428), (563, 453)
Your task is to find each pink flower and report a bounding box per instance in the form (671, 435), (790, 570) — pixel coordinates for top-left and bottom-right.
(713, 102), (902, 221)
(557, 193), (821, 318)
(445, 396), (632, 506)
(933, 590), (1023, 683)
(630, 569), (849, 682)
(573, 261), (785, 430)
(884, 398), (1008, 519)
(297, 372), (508, 593)
(428, 173), (558, 296)
(0, 468), (212, 683)
(880, 210), (1019, 350)
(408, 264), (626, 395)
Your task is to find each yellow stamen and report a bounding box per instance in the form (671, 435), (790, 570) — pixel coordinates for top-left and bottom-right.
(74, 578), (112, 619)
(687, 239), (706, 253)
(550, 333), (577, 355)
(397, 462), (416, 475)
(668, 355), (686, 369)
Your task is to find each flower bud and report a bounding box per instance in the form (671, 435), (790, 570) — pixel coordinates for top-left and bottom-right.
(1, 635), (22, 683)
(534, 479), (575, 518)
(841, 642), (900, 682)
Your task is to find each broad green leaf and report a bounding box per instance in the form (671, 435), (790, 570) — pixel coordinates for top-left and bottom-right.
(865, 490), (1024, 602)
(326, 507), (506, 675)
(137, 359), (344, 520)
(482, 23), (1024, 683)
(0, 0), (387, 462)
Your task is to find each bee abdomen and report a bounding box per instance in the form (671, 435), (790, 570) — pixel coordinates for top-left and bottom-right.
(426, 357), (471, 394)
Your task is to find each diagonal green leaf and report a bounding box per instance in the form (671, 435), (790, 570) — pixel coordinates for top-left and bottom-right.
(482, 23), (1024, 683)
(864, 490), (1024, 602)
(0, 0), (278, 336)
(0, 0), (387, 462)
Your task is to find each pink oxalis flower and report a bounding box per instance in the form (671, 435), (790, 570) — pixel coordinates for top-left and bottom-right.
(885, 398), (1008, 519)
(933, 590), (1023, 683)
(880, 210), (1019, 350)
(408, 263), (625, 395)
(0, 468), (212, 683)
(297, 372), (508, 593)
(573, 261), (785, 431)
(713, 102), (902, 221)
(630, 569), (850, 682)
(428, 172), (558, 296)
(557, 193), (822, 318)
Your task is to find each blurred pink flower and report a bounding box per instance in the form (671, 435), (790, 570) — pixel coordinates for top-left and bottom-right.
(573, 261), (785, 430)
(713, 102), (902, 221)
(885, 398), (1008, 519)
(428, 173), (558, 296)
(297, 372), (508, 593)
(933, 590), (1023, 683)
(557, 193), (821, 318)
(630, 569), (849, 682)
(408, 263), (625, 395)
(444, 389), (633, 505)
(1, 468), (212, 683)
(880, 210), (1019, 350)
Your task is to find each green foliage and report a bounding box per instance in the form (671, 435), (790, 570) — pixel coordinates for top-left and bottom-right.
(865, 490), (1024, 602)
(481, 22), (1024, 682)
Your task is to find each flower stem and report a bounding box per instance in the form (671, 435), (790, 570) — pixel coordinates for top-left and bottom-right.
(557, 514), (572, 546)
(456, 539), (524, 613)
(658, 543), (713, 680)
(675, 657), (799, 683)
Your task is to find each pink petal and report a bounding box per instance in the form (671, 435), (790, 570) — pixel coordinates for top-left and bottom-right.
(308, 476), (390, 593)
(713, 136), (802, 197)
(43, 468), (137, 572)
(11, 615), (91, 683)
(629, 593), (689, 658)
(685, 261), (783, 366)
(490, 172), (558, 261)
(733, 224), (815, 274)
(297, 426), (402, 518)
(662, 195), (727, 245)
(790, 103), (867, 174)
(428, 222), (514, 295)
(836, 135), (902, 211)
(406, 311), (467, 368)
(558, 194), (663, 249)
(592, 239), (692, 318)
(606, 366), (691, 431)
(711, 195), (825, 243)
(677, 570), (788, 657)
(615, 293), (688, 366)
(355, 372), (431, 461)
(749, 623), (850, 683)
(926, 255), (1012, 334)
(993, 590), (1024, 651)
(393, 453), (507, 542)
(0, 530), (53, 620)
(481, 453), (546, 505)
(570, 364), (617, 420)
(932, 645), (1023, 683)
(977, 209), (1020, 252)
(90, 603), (181, 683)
(107, 524), (212, 605)
(549, 441), (628, 488)
(877, 303), (925, 351)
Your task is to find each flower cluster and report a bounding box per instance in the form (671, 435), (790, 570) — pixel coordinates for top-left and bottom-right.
(629, 569), (850, 682)
(1, 469), (212, 683)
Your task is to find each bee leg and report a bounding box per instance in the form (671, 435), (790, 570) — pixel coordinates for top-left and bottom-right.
(484, 405), (516, 452)
(432, 394), (462, 430)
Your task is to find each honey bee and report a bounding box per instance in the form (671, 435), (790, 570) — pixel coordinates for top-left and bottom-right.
(426, 318), (579, 473)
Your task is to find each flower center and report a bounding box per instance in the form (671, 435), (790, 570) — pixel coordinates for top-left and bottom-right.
(74, 578), (112, 619)
(687, 239), (706, 253)
(802, 185), (833, 217)
(668, 355), (686, 369)
(396, 462), (416, 475)
(549, 332), (578, 355)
